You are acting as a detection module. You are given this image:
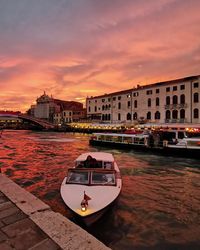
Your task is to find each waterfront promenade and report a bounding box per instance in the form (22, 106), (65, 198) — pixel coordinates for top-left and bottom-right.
(0, 173), (109, 250)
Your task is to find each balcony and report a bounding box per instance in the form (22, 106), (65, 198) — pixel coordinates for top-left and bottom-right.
(165, 118), (187, 123)
(164, 103), (188, 109)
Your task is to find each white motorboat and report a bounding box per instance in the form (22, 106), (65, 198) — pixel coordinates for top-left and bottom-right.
(60, 152), (122, 226)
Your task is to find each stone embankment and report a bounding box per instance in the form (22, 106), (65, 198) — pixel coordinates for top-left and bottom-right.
(0, 174), (110, 250)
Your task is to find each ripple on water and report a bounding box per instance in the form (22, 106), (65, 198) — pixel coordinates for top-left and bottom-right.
(1, 130), (200, 250)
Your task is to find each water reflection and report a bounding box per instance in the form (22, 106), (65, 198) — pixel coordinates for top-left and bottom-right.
(0, 130), (200, 250)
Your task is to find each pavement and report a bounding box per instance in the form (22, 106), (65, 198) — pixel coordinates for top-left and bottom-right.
(0, 174), (110, 250)
(0, 191), (61, 250)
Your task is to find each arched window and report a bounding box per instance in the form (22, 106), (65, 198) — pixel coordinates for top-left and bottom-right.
(105, 114), (108, 120)
(127, 101), (131, 108)
(102, 105), (104, 111)
(148, 98), (151, 107)
(194, 108), (199, 119)
(127, 113), (131, 120)
(155, 111), (160, 120)
(134, 100), (137, 108)
(180, 109), (185, 119)
(105, 105), (108, 110)
(173, 95), (178, 105)
(166, 110), (171, 120)
(172, 110), (178, 119)
(194, 93), (199, 103)
(118, 102), (121, 109)
(180, 94), (185, 104)
(147, 111), (151, 120)
(88, 107), (91, 112)
(95, 106), (97, 112)
(166, 96), (170, 105)
(133, 112), (137, 120)
(118, 113), (121, 120)
(156, 97), (159, 106)
(102, 114), (105, 120)
(108, 114), (111, 120)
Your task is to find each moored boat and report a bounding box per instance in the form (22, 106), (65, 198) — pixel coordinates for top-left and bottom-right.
(89, 131), (200, 158)
(60, 152), (122, 226)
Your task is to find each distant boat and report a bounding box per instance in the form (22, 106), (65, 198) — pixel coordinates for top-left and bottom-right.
(60, 152), (122, 226)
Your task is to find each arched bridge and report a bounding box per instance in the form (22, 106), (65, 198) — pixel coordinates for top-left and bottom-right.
(0, 112), (55, 130)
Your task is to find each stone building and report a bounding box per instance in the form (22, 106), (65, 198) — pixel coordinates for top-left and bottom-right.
(30, 92), (85, 123)
(86, 75), (200, 125)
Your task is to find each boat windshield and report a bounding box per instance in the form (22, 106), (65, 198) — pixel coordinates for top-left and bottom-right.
(91, 171), (116, 185)
(66, 169), (116, 186)
(67, 170), (89, 184)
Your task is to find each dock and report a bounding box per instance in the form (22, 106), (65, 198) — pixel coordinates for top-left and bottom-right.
(0, 174), (110, 250)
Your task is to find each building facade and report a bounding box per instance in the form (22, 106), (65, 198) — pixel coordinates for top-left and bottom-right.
(86, 75), (200, 125)
(29, 92), (85, 123)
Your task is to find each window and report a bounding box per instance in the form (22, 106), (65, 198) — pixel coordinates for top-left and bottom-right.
(108, 114), (111, 120)
(127, 101), (131, 108)
(194, 93), (199, 103)
(180, 84), (185, 90)
(134, 100), (137, 108)
(166, 87), (170, 92)
(194, 108), (199, 119)
(194, 82), (199, 88)
(156, 97), (159, 106)
(146, 90), (152, 95)
(89, 100), (91, 103)
(63, 112), (66, 116)
(127, 113), (131, 120)
(172, 110), (178, 119)
(133, 92), (139, 97)
(118, 113), (121, 121)
(148, 98), (151, 107)
(108, 98), (111, 102)
(180, 94), (185, 104)
(173, 86), (177, 91)
(69, 112), (71, 116)
(180, 109), (185, 119)
(155, 111), (160, 120)
(95, 100), (97, 103)
(113, 97), (116, 101)
(118, 102), (121, 109)
(88, 107), (91, 112)
(133, 112), (137, 120)
(156, 89), (160, 94)
(118, 96), (121, 100)
(102, 114), (105, 121)
(173, 95), (178, 105)
(166, 110), (171, 120)
(102, 99), (105, 102)
(147, 112), (151, 120)
(95, 106), (97, 112)
(102, 105), (104, 111)
(127, 94), (131, 98)
(166, 96), (170, 105)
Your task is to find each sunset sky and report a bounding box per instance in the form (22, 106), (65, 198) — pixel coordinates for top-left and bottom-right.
(1, 0), (200, 112)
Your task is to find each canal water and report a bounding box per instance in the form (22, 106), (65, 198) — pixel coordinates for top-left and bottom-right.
(0, 130), (200, 250)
